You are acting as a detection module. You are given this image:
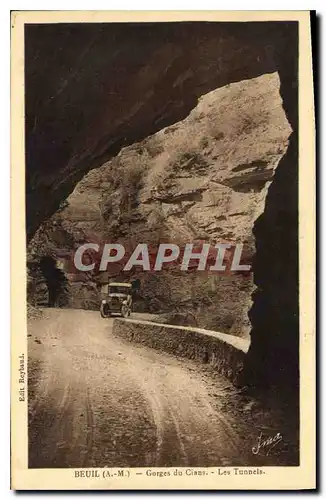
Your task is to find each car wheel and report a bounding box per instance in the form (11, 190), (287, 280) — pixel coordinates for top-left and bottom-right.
(100, 303), (111, 318)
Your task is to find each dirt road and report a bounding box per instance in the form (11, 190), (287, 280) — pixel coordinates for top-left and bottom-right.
(28, 309), (297, 468)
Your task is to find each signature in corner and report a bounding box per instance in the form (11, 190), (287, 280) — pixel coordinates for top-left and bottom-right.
(252, 432), (283, 456)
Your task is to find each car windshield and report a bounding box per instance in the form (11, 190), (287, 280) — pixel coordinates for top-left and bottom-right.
(109, 286), (130, 295)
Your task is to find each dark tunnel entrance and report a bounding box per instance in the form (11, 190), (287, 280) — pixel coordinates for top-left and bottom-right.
(39, 256), (69, 308)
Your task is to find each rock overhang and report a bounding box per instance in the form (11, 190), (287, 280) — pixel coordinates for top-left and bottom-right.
(25, 21), (298, 239)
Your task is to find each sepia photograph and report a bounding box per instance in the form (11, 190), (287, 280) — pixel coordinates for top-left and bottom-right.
(11, 10), (315, 490)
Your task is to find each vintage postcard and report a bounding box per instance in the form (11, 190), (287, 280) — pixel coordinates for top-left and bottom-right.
(11, 10), (315, 490)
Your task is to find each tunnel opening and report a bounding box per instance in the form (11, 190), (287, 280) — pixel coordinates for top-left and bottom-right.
(39, 256), (70, 308)
(25, 21), (299, 242)
(25, 21), (299, 403)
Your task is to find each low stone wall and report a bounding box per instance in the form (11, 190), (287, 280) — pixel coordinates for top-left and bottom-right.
(112, 318), (250, 384)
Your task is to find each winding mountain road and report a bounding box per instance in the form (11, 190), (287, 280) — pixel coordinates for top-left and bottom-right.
(27, 309), (294, 468)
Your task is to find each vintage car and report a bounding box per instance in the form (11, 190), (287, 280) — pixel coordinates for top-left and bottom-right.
(100, 282), (132, 318)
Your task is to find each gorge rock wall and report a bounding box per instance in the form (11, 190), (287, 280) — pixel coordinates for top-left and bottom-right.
(29, 73), (291, 338)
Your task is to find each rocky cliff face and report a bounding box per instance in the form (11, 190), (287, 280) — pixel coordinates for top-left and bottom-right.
(29, 72), (291, 338)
